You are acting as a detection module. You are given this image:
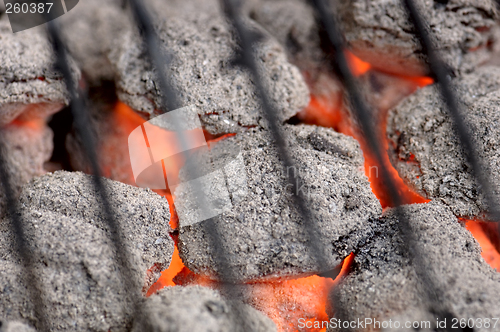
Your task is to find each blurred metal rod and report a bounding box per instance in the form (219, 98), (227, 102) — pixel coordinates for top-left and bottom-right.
(310, 0), (462, 329)
(124, 1), (267, 329)
(0, 139), (49, 331)
(402, 0), (500, 223)
(45, 19), (141, 319)
(221, 0), (341, 278)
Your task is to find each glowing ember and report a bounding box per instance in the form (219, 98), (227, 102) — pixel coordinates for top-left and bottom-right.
(170, 253), (354, 332)
(298, 65), (500, 273)
(299, 68), (432, 207)
(465, 220), (500, 271)
(345, 51), (371, 77)
(103, 102), (236, 229)
(8, 117), (46, 131)
(146, 245), (185, 296)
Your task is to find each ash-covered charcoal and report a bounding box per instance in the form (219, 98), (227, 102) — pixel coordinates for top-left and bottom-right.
(58, 0), (128, 84)
(0, 211), (137, 331)
(0, 18), (79, 125)
(329, 202), (500, 332)
(133, 286), (276, 332)
(176, 124), (381, 282)
(247, 0), (324, 72)
(248, 0), (345, 128)
(109, 0), (309, 135)
(0, 321), (36, 332)
(18, 171), (174, 290)
(387, 66), (500, 220)
(338, 0), (498, 76)
(0, 123), (52, 216)
(0, 171), (173, 331)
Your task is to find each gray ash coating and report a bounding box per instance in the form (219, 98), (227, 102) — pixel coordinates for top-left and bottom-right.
(0, 321), (35, 332)
(177, 124), (381, 282)
(0, 18), (79, 125)
(247, 0), (324, 73)
(330, 201), (500, 332)
(0, 124), (52, 217)
(109, 0), (309, 135)
(133, 286), (276, 332)
(58, 0), (128, 84)
(0, 171), (173, 331)
(387, 66), (500, 220)
(338, 0), (498, 76)
(247, 0), (345, 112)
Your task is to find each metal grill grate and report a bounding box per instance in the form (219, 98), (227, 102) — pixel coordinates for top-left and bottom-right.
(0, 0), (497, 330)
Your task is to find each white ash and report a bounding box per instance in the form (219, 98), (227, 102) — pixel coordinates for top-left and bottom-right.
(330, 201), (500, 332)
(58, 0), (128, 84)
(18, 171), (174, 288)
(133, 286), (276, 332)
(0, 211), (137, 332)
(109, 0), (309, 135)
(0, 171), (173, 331)
(248, 0), (345, 117)
(248, 0), (324, 72)
(387, 66), (500, 219)
(0, 124), (52, 217)
(0, 18), (80, 125)
(338, 0), (498, 76)
(0, 321), (36, 332)
(177, 124), (381, 282)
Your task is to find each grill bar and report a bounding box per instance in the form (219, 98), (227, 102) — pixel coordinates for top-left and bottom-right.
(124, 2), (260, 329)
(45, 19), (142, 319)
(221, 0), (341, 279)
(0, 140), (49, 330)
(125, 0), (241, 284)
(402, 0), (500, 223)
(2, 0), (490, 328)
(310, 0), (462, 329)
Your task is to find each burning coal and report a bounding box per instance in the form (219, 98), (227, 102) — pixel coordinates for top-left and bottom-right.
(1, 0), (500, 331)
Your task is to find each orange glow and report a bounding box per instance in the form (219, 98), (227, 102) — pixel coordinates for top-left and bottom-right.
(206, 132), (237, 146)
(298, 94), (349, 133)
(404, 75), (434, 87)
(299, 70), (430, 207)
(172, 254), (354, 332)
(246, 254), (354, 332)
(345, 51), (371, 77)
(362, 133), (429, 208)
(465, 220), (500, 271)
(114, 101), (148, 131)
(146, 245), (186, 296)
(105, 102), (236, 225)
(152, 190), (179, 229)
(8, 117), (45, 131)
(99, 101), (147, 185)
